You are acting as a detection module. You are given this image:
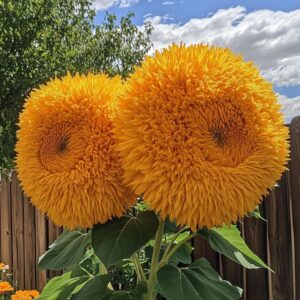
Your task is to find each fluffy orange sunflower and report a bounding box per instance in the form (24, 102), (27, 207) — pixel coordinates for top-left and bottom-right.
(0, 281), (14, 294)
(113, 44), (289, 231)
(16, 73), (135, 229)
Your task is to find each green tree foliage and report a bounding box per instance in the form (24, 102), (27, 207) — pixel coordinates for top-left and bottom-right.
(0, 0), (152, 172)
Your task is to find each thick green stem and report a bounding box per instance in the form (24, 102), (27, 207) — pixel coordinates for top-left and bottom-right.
(162, 226), (189, 260)
(144, 217), (165, 300)
(133, 254), (147, 281)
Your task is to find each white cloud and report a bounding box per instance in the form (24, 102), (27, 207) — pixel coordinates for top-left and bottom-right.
(146, 6), (300, 87)
(278, 94), (300, 123)
(92, 0), (115, 10)
(163, 1), (175, 5)
(143, 13), (152, 19)
(92, 0), (139, 10)
(119, 0), (139, 8)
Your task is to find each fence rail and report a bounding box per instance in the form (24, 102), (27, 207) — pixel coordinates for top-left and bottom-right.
(1, 116), (299, 299)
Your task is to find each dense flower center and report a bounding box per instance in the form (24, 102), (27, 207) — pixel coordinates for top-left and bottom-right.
(57, 136), (69, 154)
(203, 102), (256, 167)
(211, 128), (226, 147)
(39, 122), (86, 173)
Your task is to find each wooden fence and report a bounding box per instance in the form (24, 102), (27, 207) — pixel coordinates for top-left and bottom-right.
(0, 116), (299, 299)
(0, 173), (63, 291)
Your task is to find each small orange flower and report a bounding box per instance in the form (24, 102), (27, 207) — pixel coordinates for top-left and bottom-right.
(0, 263), (9, 272)
(11, 290), (40, 300)
(0, 281), (14, 294)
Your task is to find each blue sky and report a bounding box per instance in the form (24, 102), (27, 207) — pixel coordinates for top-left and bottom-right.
(93, 0), (300, 121)
(95, 0), (300, 25)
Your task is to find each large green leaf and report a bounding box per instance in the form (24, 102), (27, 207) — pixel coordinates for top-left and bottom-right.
(39, 230), (91, 270)
(71, 276), (147, 300)
(157, 259), (242, 300)
(37, 268), (91, 300)
(92, 211), (158, 267)
(199, 225), (270, 270)
(71, 275), (111, 300)
(169, 242), (193, 265)
(110, 281), (148, 299)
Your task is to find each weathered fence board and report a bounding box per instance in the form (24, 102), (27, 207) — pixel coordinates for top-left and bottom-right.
(290, 116), (300, 299)
(0, 116), (299, 299)
(244, 203), (269, 300)
(0, 176), (63, 290)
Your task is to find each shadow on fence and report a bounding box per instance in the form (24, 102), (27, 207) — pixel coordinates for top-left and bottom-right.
(0, 116), (299, 299)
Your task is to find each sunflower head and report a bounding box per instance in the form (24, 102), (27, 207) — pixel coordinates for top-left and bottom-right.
(113, 44), (289, 231)
(16, 73), (135, 229)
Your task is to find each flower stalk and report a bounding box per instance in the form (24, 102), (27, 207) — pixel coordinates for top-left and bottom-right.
(144, 217), (165, 300)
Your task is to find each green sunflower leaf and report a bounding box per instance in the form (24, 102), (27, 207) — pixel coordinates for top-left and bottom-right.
(37, 268), (91, 300)
(157, 258), (242, 300)
(110, 281), (148, 299)
(38, 230), (91, 270)
(92, 211), (159, 267)
(70, 275), (111, 300)
(169, 242), (193, 265)
(247, 206), (267, 221)
(199, 225), (271, 270)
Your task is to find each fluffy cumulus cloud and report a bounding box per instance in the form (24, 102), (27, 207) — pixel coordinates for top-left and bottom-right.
(147, 6), (300, 88)
(278, 94), (300, 123)
(92, 0), (115, 10)
(92, 0), (138, 10)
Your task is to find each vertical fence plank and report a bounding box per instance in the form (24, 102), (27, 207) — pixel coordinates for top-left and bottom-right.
(11, 172), (25, 289)
(35, 208), (48, 291)
(290, 116), (300, 300)
(265, 170), (294, 300)
(193, 236), (219, 270)
(244, 203), (269, 300)
(0, 176), (12, 266)
(48, 219), (63, 278)
(220, 256), (244, 289)
(23, 195), (36, 290)
(220, 222), (244, 291)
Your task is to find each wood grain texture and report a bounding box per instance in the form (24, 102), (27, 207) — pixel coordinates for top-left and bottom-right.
(265, 171), (294, 300)
(290, 117), (300, 300)
(11, 172), (25, 289)
(244, 203), (269, 300)
(0, 176), (12, 266)
(48, 219), (63, 278)
(193, 236), (219, 270)
(23, 194), (36, 289)
(35, 208), (48, 291)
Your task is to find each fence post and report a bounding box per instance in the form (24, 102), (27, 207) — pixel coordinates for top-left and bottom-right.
(290, 116), (300, 300)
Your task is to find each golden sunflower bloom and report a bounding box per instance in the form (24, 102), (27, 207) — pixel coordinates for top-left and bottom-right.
(16, 73), (135, 229)
(0, 281), (14, 294)
(114, 44), (289, 231)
